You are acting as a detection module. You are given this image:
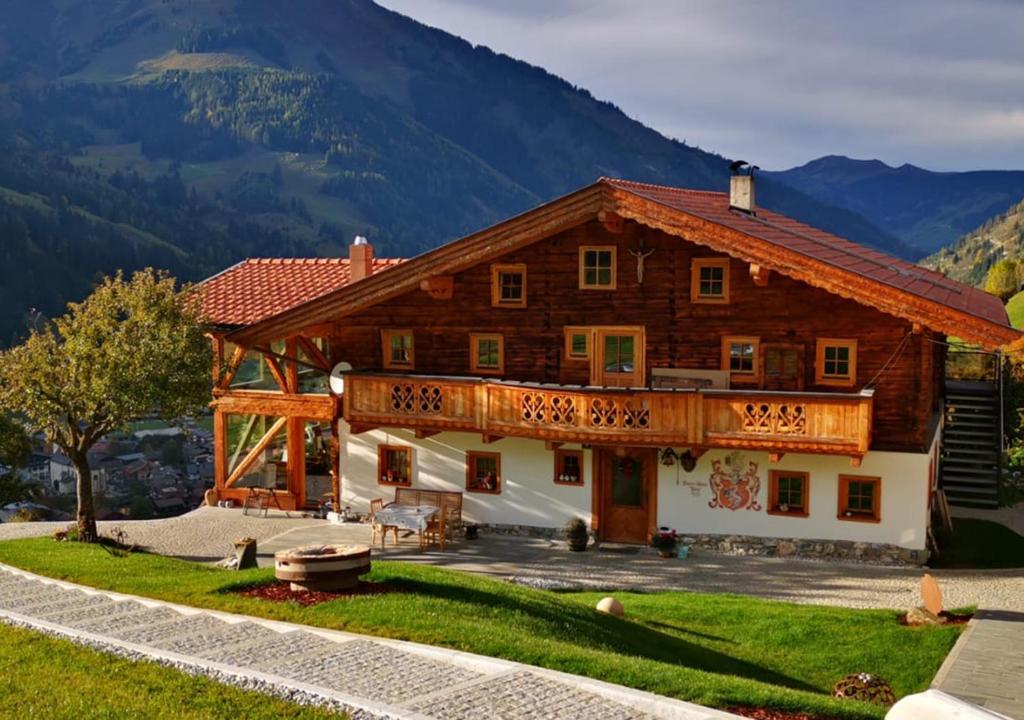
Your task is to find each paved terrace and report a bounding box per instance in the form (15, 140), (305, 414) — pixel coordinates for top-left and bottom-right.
(0, 507), (1020, 610)
(0, 564), (736, 720)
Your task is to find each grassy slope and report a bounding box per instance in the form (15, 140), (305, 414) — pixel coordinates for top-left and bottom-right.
(1006, 290), (1024, 329)
(0, 623), (341, 719)
(0, 539), (962, 720)
(932, 518), (1024, 569)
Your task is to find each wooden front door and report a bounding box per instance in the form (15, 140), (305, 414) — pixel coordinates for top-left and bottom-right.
(597, 448), (656, 544)
(592, 328), (645, 387)
(762, 343), (804, 391)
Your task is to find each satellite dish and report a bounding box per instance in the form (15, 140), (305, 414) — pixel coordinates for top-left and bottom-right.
(329, 362), (353, 395)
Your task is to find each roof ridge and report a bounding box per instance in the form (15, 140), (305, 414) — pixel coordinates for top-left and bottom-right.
(599, 176), (726, 197)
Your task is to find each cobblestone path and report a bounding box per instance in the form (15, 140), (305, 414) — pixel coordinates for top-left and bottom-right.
(0, 564), (736, 720)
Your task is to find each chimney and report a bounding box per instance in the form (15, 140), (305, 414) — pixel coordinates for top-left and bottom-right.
(349, 236), (374, 281)
(729, 168), (756, 214)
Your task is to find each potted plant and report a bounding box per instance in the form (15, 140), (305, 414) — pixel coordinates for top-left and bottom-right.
(564, 517), (589, 551)
(650, 527), (679, 559)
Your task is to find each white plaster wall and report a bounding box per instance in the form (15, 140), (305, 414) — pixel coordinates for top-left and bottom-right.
(656, 446), (932, 550)
(339, 422), (593, 528)
(340, 421), (934, 549)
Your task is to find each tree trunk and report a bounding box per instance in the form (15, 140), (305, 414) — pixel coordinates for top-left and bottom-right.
(71, 451), (98, 542)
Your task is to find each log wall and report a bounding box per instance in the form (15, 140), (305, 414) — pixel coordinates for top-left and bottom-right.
(326, 220), (939, 451)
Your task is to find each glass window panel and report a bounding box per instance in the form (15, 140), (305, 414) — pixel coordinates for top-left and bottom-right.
(570, 333), (588, 357)
(612, 457), (643, 506)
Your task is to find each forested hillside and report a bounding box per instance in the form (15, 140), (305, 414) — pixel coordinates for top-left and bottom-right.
(922, 198), (1024, 285)
(0, 0), (911, 344)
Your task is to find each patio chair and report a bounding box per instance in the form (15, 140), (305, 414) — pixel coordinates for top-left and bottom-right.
(369, 498), (399, 548)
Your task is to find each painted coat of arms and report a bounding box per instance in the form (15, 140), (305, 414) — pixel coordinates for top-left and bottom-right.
(707, 456), (762, 511)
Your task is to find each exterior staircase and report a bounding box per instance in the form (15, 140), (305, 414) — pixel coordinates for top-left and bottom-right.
(941, 380), (1001, 508)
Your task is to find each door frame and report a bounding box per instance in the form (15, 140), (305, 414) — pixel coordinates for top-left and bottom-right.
(591, 446), (658, 543)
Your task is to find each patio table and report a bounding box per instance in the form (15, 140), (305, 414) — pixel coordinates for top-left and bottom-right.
(374, 504), (440, 550)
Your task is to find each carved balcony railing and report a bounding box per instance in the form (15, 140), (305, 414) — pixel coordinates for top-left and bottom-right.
(343, 373), (873, 457)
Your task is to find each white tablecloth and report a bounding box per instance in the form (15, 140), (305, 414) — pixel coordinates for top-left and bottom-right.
(375, 504), (439, 532)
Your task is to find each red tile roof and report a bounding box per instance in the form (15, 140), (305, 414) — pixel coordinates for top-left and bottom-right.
(196, 257), (404, 326)
(600, 178), (1010, 329)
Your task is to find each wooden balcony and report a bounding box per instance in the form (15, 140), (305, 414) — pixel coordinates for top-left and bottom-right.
(343, 373), (874, 458)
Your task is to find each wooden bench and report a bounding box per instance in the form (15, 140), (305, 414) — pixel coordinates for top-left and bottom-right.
(393, 488), (463, 547)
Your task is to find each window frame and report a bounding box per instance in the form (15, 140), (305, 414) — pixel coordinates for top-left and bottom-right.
(466, 451), (501, 494)
(554, 449), (584, 486)
(838, 474), (881, 523)
(578, 246), (617, 290)
(377, 444), (413, 487)
(490, 263), (528, 308)
(381, 329), (414, 370)
(564, 326), (592, 361)
(469, 333), (505, 375)
(691, 257), (730, 303)
(721, 335), (761, 384)
(815, 338), (858, 387)
(767, 470), (810, 517)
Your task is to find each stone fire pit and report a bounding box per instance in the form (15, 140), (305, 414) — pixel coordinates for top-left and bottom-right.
(274, 544), (371, 592)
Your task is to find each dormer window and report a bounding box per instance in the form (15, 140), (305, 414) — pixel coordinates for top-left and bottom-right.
(691, 258), (730, 303)
(579, 246), (617, 289)
(491, 264), (527, 308)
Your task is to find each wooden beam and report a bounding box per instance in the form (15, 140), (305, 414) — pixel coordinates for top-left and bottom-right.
(285, 338), (299, 394)
(690, 448), (707, 459)
(264, 355), (289, 393)
(211, 391), (336, 421)
(297, 336), (332, 372)
(218, 344), (247, 390)
(849, 456), (863, 468)
(768, 452), (784, 464)
(749, 263), (771, 287)
(482, 433), (504, 444)
(226, 417), (287, 487)
(419, 275), (454, 300)
(209, 335), (224, 387)
(287, 416), (306, 506)
(347, 423), (378, 435)
(545, 441), (563, 451)
(598, 210), (624, 233)
(414, 429), (440, 440)
(213, 410), (228, 491)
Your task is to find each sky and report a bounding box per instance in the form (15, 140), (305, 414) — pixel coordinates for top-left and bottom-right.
(379, 0), (1024, 172)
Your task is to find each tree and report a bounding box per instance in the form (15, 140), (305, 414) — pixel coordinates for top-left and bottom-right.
(0, 414), (34, 506)
(985, 259), (1019, 302)
(0, 270), (210, 541)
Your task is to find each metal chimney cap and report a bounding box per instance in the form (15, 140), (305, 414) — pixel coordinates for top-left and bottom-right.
(352, 235), (369, 246)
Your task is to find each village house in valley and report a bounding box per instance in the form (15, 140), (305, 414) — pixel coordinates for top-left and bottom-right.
(197, 173), (1019, 563)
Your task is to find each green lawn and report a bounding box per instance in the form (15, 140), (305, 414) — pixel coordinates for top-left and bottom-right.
(933, 518), (1024, 568)
(0, 623), (341, 719)
(1006, 290), (1024, 329)
(0, 539), (962, 719)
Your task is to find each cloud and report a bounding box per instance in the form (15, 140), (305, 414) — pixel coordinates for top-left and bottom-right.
(378, 0), (1024, 170)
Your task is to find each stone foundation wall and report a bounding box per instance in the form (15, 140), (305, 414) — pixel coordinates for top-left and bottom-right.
(472, 523), (927, 565)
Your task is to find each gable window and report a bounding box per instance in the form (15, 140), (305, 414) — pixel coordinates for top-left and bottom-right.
(579, 246), (617, 289)
(721, 336), (760, 383)
(470, 333), (504, 375)
(554, 449), (584, 485)
(381, 329), (414, 369)
(838, 475), (880, 522)
(491, 264), (527, 308)
(816, 339), (857, 386)
(691, 258), (730, 303)
(768, 471), (809, 517)
(564, 327), (591, 361)
(378, 445), (412, 487)
(466, 451), (501, 494)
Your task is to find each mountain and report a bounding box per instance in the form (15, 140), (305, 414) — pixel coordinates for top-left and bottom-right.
(0, 0), (913, 344)
(922, 197), (1024, 285)
(768, 155), (1024, 255)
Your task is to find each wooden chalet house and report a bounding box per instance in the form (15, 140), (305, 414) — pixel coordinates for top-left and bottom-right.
(198, 173), (1018, 562)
